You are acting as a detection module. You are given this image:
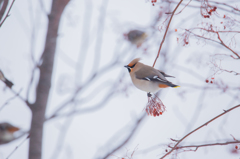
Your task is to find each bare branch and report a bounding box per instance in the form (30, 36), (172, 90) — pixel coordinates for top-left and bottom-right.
(28, 0), (70, 159)
(173, 140), (240, 151)
(0, 0), (15, 27)
(153, 0), (183, 67)
(159, 104), (240, 159)
(186, 29), (240, 59)
(0, 0), (8, 21)
(166, 0), (192, 15)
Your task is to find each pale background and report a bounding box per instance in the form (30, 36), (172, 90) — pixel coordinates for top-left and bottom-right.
(0, 0), (240, 159)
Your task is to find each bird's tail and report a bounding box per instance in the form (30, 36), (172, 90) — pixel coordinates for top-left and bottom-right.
(4, 78), (14, 88)
(169, 83), (180, 88)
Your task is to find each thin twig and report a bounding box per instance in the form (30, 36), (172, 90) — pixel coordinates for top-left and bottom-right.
(6, 134), (30, 159)
(173, 140), (240, 151)
(166, 0), (192, 15)
(0, 89), (23, 112)
(0, 0), (15, 27)
(186, 28), (240, 59)
(159, 104), (240, 159)
(153, 0), (183, 67)
(9, 88), (31, 108)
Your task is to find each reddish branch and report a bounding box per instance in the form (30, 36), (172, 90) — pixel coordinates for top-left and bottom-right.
(152, 0), (183, 67)
(159, 104), (240, 159)
(172, 140), (240, 151)
(0, 0), (15, 27)
(186, 29), (240, 59)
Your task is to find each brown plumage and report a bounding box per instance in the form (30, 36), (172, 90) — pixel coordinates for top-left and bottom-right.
(124, 58), (180, 93)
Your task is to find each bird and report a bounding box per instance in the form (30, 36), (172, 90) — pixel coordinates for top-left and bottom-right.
(126, 30), (147, 47)
(0, 122), (20, 145)
(0, 70), (14, 88)
(124, 58), (180, 95)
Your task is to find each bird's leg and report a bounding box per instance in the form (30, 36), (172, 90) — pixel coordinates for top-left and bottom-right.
(147, 92), (152, 97)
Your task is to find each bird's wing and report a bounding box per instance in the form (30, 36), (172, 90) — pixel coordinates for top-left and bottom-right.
(158, 70), (175, 78)
(135, 65), (169, 83)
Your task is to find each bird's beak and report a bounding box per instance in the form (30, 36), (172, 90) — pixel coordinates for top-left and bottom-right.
(124, 65), (128, 68)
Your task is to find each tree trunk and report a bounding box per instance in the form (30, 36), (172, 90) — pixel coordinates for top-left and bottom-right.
(28, 0), (69, 159)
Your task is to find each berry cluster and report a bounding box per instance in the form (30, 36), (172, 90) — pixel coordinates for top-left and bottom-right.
(203, 6), (217, 18)
(206, 77), (214, 83)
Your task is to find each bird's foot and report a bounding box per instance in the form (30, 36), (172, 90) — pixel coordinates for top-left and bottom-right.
(147, 92), (152, 97)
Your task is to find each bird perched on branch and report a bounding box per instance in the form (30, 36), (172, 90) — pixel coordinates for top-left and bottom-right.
(126, 30), (147, 47)
(0, 122), (20, 145)
(124, 58), (180, 96)
(0, 70), (14, 88)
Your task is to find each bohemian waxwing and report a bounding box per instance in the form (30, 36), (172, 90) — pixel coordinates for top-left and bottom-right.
(0, 70), (14, 88)
(124, 58), (179, 94)
(127, 30), (147, 47)
(0, 122), (20, 145)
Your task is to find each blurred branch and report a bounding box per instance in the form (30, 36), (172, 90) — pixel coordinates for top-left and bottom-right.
(153, 0), (183, 67)
(0, 0), (15, 27)
(102, 113), (147, 159)
(75, 0), (93, 85)
(92, 0), (109, 74)
(38, 0), (48, 15)
(28, 0), (70, 159)
(159, 104), (240, 159)
(26, 65), (38, 103)
(50, 112), (75, 159)
(6, 134), (30, 159)
(173, 64), (205, 80)
(0, 0), (8, 21)
(9, 88), (31, 108)
(0, 88), (23, 112)
(47, 59), (119, 120)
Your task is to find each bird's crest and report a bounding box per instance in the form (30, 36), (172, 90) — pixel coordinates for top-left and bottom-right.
(128, 58), (141, 67)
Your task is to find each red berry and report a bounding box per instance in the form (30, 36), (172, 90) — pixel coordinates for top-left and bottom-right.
(235, 145), (238, 149)
(206, 79), (209, 83)
(203, 15), (210, 18)
(211, 77), (214, 79)
(210, 81), (213, 83)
